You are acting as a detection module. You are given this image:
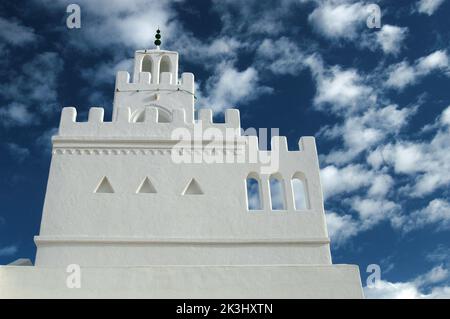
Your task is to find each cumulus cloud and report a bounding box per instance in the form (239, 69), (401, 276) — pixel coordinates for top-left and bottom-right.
(401, 199), (450, 232)
(376, 25), (408, 55)
(326, 211), (359, 246)
(321, 104), (412, 164)
(308, 1), (407, 55)
(321, 164), (372, 199)
(0, 103), (36, 127)
(365, 265), (450, 298)
(306, 55), (375, 114)
(0, 17), (37, 46)
(367, 105), (450, 197)
(0, 52), (64, 127)
(386, 50), (449, 90)
(321, 161), (400, 244)
(198, 63), (272, 111)
(0, 245), (18, 257)
(256, 37), (307, 75)
(416, 0), (446, 16)
(351, 197), (400, 229)
(39, 0), (179, 51)
(5, 143), (30, 162)
(308, 2), (368, 40)
(212, 0), (303, 37)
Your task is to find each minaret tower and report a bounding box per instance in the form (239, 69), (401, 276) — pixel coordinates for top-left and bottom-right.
(113, 29), (194, 124)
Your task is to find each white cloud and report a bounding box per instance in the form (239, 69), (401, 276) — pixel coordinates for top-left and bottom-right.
(417, 50), (449, 73)
(365, 280), (424, 299)
(256, 37), (306, 75)
(0, 245), (18, 257)
(376, 25), (408, 55)
(368, 142), (424, 173)
(0, 17), (37, 46)
(5, 143), (30, 162)
(39, 0), (178, 51)
(308, 2), (368, 40)
(81, 58), (133, 86)
(386, 61), (417, 89)
(0, 103), (36, 127)
(365, 265), (450, 298)
(323, 104), (412, 164)
(368, 174), (394, 197)
(416, 0), (446, 16)
(401, 199), (450, 232)
(367, 106), (450, 197)
(0, 52), (64, 126)
(351, 197), (400, 230)
(212, 0), (303, 37)
(321, 164), (372, 199)
(326, 211), (359, 246)
(198, 63), (272, 111)
(441, 106), (450, 125)
(308, 57), (374, 114)
(36, 127), (59, 155)
(386, 50), (449, 90)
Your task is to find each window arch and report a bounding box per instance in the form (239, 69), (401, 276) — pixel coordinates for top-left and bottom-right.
(141, 55), (152, 73)
(292, 173), (310, 210)
(246, 173), (262, 210)
(269, 173), (286, 210)
(131, 107), (172, 123)
(159, 55), (171, 74)
(157, 109), (172, 123)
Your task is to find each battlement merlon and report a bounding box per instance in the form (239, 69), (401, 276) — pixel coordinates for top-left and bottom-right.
(115, 71), (194, 93)
(55, 107), (321, 160)
(57, 106), (242, 138)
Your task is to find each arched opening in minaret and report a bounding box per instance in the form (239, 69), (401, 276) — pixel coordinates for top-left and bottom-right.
(141, 55), (152, 73)
(246, 173), (262, 210)
(159, 55), (172, 75)
(131, 107), (172, 123)
(157, 109), (172, 123)
(292, 173), (310, 210)
(269, 174), (286, 210)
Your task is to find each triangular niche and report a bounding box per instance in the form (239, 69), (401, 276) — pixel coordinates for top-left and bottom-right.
(182, 178), (204, 195)
(136, 177), (157, 194)
(94, 177), (115, 194)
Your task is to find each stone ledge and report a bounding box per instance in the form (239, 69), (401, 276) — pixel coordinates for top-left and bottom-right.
(0, 264), (364, 299)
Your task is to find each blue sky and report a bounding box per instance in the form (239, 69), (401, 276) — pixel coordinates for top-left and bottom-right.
(1, 0), (450, 298)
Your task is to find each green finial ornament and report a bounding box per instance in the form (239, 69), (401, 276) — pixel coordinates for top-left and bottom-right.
(154, 29), (161, 47)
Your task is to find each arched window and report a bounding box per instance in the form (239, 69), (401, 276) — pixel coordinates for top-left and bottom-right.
(292, 173), (309, 210)
(269, 174), (286, 210)
(246, 173), (262, 210)
(141, 55), (152, 73)
(157, 109), (172, 123)
(160, 55), (171, 74)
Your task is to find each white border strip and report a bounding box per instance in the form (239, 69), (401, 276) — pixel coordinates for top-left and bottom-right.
(35, 236), (330, 245)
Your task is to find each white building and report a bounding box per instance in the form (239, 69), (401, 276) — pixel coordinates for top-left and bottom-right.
(0, 33), (363, 298)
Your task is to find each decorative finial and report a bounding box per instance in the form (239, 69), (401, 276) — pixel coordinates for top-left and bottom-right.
(154, 28), (161, 47)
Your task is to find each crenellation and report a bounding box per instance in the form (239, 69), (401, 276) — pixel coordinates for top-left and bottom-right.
(115, 70), (194, 93)
(270, 136), (288, 153)
(160, 72), (172, 84)
(225, 109), (241, 130)
(88, 107), (105, 123)
(180, 72), (194, 92)
(198, 108), (213, 124)
(138, 71), (151, 84)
